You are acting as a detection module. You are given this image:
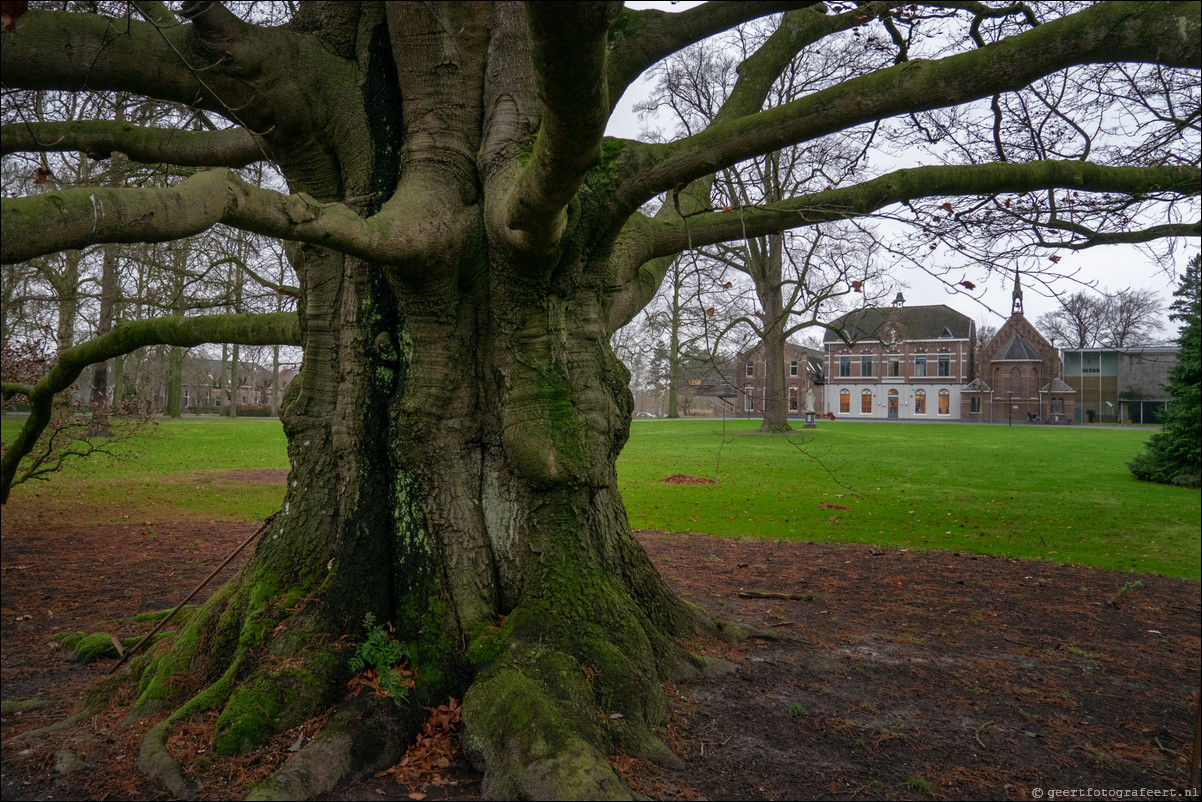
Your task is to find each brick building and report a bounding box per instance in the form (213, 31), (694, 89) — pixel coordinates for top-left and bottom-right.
(822, 296), (975, 420)
(735, 341), (824, 416)
(966, 273), (1075, 423)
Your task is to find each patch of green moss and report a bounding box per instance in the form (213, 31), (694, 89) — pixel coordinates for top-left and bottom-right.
(465, 616), (515, 666)
(213, 676), (289, 756)
(212, 652), (341, 756)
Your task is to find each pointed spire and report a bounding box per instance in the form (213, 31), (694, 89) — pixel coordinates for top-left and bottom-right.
(1012, 267), (1024, 315)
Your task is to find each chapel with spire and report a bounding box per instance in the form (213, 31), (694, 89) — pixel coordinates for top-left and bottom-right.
(961, 268), (1075, 422)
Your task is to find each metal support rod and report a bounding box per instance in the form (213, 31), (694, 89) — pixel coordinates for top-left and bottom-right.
(108, 512), (275, 674)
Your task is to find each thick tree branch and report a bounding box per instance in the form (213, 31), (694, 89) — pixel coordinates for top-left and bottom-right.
(500, 2), (619, 254)
(1037, 223), (1202, 250)
(1, 121), (263, 167)
(0, 169), (453, 271)
(0, 311), (299, 502)
(602, 3), (895, 331)
(606, 1), (819, 111)
(637, 161), (1201, 259)
(613, 1), (1201, 214)
(1, 10), (217, 112)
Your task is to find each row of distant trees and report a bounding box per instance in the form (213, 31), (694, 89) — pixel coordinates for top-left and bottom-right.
(2, 89), (299, 424)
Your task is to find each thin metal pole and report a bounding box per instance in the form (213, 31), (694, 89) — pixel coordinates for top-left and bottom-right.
(108, 512), (275, 674)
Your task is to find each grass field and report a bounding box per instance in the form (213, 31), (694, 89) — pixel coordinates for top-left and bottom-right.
(3, 415), (1198, 578)
(620, 419), (1200, 579)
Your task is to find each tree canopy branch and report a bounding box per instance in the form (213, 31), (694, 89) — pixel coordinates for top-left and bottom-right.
(1, 121), (263, 167)
(605, 1), (819, 111)
(0, 169), (451, 271)
(612, 1), (1201, 214)
(0, 310), (299, 502)
(500, 2), (619, 254)
(1, 9), (218, 112)
(637, 161), (1201, 259)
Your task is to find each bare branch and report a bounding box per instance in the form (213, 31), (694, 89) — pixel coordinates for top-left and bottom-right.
(1, 121), (263, 167)
(613, 2), (1201, 213)
(618, 160), (1199, 272)
(0, 169), (459, 271)
(1, 310), (299, 502)
(498, 2), (619, 254)
(606, 1), (820, 110)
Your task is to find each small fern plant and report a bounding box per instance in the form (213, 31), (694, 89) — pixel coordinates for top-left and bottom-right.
(348, 612), (413, 706)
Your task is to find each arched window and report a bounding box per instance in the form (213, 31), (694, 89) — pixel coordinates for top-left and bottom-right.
(970, 394), (980, 413)
(839, 389), (850, 413)
(861, 389), (873, 414)
(915, 389), (926, 415)
(938, 389), (950, 415)
(1051, 396), (1065, 414)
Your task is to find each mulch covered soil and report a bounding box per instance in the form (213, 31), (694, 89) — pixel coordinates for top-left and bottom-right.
(1, 487), (1199, 800)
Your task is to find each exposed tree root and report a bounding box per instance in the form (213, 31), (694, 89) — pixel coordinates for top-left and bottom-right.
(247, 696), (413, 801)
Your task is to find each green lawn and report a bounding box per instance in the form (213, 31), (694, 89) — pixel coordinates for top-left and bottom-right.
(619, 419), (1200, 580)
(2, 416), (290, 522)
(4, 415), (1198, 579)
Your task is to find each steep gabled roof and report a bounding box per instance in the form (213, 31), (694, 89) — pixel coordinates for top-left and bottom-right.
(1043, 378), (1075, 393)
(993, 333), (1044, 361)
(823, 305), (973, 343)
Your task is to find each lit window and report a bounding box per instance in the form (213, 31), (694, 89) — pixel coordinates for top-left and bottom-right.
(789, 387), (799, 411)
(840, 389), (851, 413)
(790, 361), (798, 377)
(914, 356), (927, 377)
(839, 356), (851, 377)
(938, 389), (950, 414)
(861, 356), (873, 377)
(915, 390), (926, 414)
(861, 389), (873, 414)
(938, 354), (951, 377)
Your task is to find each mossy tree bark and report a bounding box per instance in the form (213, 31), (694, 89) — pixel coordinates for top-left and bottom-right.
(2, 2), (1199, 798)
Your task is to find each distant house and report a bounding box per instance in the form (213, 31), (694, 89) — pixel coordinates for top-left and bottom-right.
(964, 273), (1075, 423)
(734, 341), (824, 416)
(1062, 346), (1177, 424)
(823, 295), (975, 420)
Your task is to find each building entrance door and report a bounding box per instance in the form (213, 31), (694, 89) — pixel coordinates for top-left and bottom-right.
(888, 391), (899, 419)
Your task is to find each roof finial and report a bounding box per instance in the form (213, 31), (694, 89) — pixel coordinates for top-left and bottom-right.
(1012, 267), (1024, 315)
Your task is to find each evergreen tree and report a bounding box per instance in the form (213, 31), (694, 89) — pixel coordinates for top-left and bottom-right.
(1129, 254), (1201, 486)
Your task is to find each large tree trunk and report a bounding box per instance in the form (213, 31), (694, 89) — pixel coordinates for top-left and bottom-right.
(754, 234), (792, 433)
(122, 8), (715, 798)
(129, 239), (714, 799)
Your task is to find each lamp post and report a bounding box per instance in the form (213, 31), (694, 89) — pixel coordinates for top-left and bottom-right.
(1007, 391), (1013, 427)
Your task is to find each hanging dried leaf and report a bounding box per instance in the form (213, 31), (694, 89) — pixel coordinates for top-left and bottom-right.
(705, 307), (715, 316)
(960, 280), (976, 290)
(1049, 255), (1062, 263)
(939, 202), (954, 213)
(1, 1), (29, 34)
(851, 281), (863, 293)
(33, 167), (54, 184)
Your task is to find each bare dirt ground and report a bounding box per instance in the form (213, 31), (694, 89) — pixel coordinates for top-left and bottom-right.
(1, 471), (1199, 801)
